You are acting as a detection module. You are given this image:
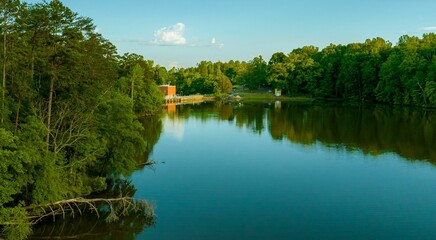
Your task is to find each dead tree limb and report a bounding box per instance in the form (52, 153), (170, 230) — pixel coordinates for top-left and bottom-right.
(2, 197), (154, 226)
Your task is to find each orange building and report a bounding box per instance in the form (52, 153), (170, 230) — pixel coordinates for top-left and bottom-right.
(159, 85), (176, 97)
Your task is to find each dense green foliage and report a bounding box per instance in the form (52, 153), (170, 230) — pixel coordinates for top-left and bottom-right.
(164, 61), (235, 97)
(0, 0), (162, 238)
(169, 36), (436, 107)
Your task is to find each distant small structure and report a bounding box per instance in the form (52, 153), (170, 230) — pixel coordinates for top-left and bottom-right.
(159, 85), (205, 104)
(159, 85), (176, 97)
(275, 89), (282, 97)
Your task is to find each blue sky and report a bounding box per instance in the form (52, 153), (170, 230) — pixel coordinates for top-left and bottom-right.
(24, 0), (436, 68)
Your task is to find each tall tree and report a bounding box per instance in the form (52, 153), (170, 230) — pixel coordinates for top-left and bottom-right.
(240, 56), (267, 90)
(214, 63), (232, 95)
(268, 52), (289, 91)
(284, 46), (321, 95)
(0, 0), (20, 124)
(317, 44), (344, 98)
(130, 64), (143, 105)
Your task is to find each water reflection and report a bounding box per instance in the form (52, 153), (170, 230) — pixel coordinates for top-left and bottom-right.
(30, 179), (156, 240)
(135, 115), (163, 168)
(169, 101), (436, 163)
(269, 103), (436, 163)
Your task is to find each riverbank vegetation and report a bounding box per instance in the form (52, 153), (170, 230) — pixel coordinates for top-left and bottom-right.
(0, 0), (162, 238)
(166, 36), (436, 107)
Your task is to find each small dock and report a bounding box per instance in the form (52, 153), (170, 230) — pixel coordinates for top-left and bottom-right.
(164, 95), (205, 104)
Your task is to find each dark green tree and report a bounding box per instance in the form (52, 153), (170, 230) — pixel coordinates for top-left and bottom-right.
(240, 55), (267, 90)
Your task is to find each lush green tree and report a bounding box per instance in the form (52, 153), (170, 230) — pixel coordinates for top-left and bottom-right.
(240, 56), (268, 90)
(223, 62), (238, 84)
(214, 64), (232, 96)
(93, 92), (146, 177)
(117, 57), (163, 115)
(336, 43), (365, 100)
(268, 52), (288, 91)
(135, 78), (163, 116)
(284, 46), (321, 95)
(0, 0), (21, 124)
(0, 128), (30, 206)
(198, 61), (210, 77)
(317, 44), (344, 98)
(0, 2), (163, 238)
(360, 38), (392, 101)
(154, 65), (168, 85)
(375, 35), (433, 105)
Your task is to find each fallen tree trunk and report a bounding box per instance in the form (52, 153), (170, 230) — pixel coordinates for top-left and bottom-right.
(2, 197), (154, 226)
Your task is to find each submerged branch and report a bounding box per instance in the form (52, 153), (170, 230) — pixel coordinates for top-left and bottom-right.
(2, 197), (154, 226)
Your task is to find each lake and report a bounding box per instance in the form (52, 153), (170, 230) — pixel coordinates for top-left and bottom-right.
(32, 101), (436, 239)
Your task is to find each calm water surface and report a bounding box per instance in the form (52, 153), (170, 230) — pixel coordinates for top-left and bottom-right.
(133, 102), (436, 240)
(32, 102), (436, 239)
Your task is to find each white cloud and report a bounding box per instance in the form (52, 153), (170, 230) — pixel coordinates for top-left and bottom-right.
(421, 26), (436, 31)
(210, 37), (224, 49)
(126, 27), (224, 49)
(153, 23), (186, 45)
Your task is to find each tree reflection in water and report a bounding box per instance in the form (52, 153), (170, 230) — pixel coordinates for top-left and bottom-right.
(268, 103), (436, 163)
(173, 101), (436, 164)
(30, 179), (156, 240)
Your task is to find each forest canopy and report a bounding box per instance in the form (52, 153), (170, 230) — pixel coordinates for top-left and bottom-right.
(0, 0), (162, 238)
(167, 36), (436, 107)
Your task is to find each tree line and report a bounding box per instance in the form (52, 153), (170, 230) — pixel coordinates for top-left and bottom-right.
(0, 0), (163, 238)
(164, 36), (436, 107)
